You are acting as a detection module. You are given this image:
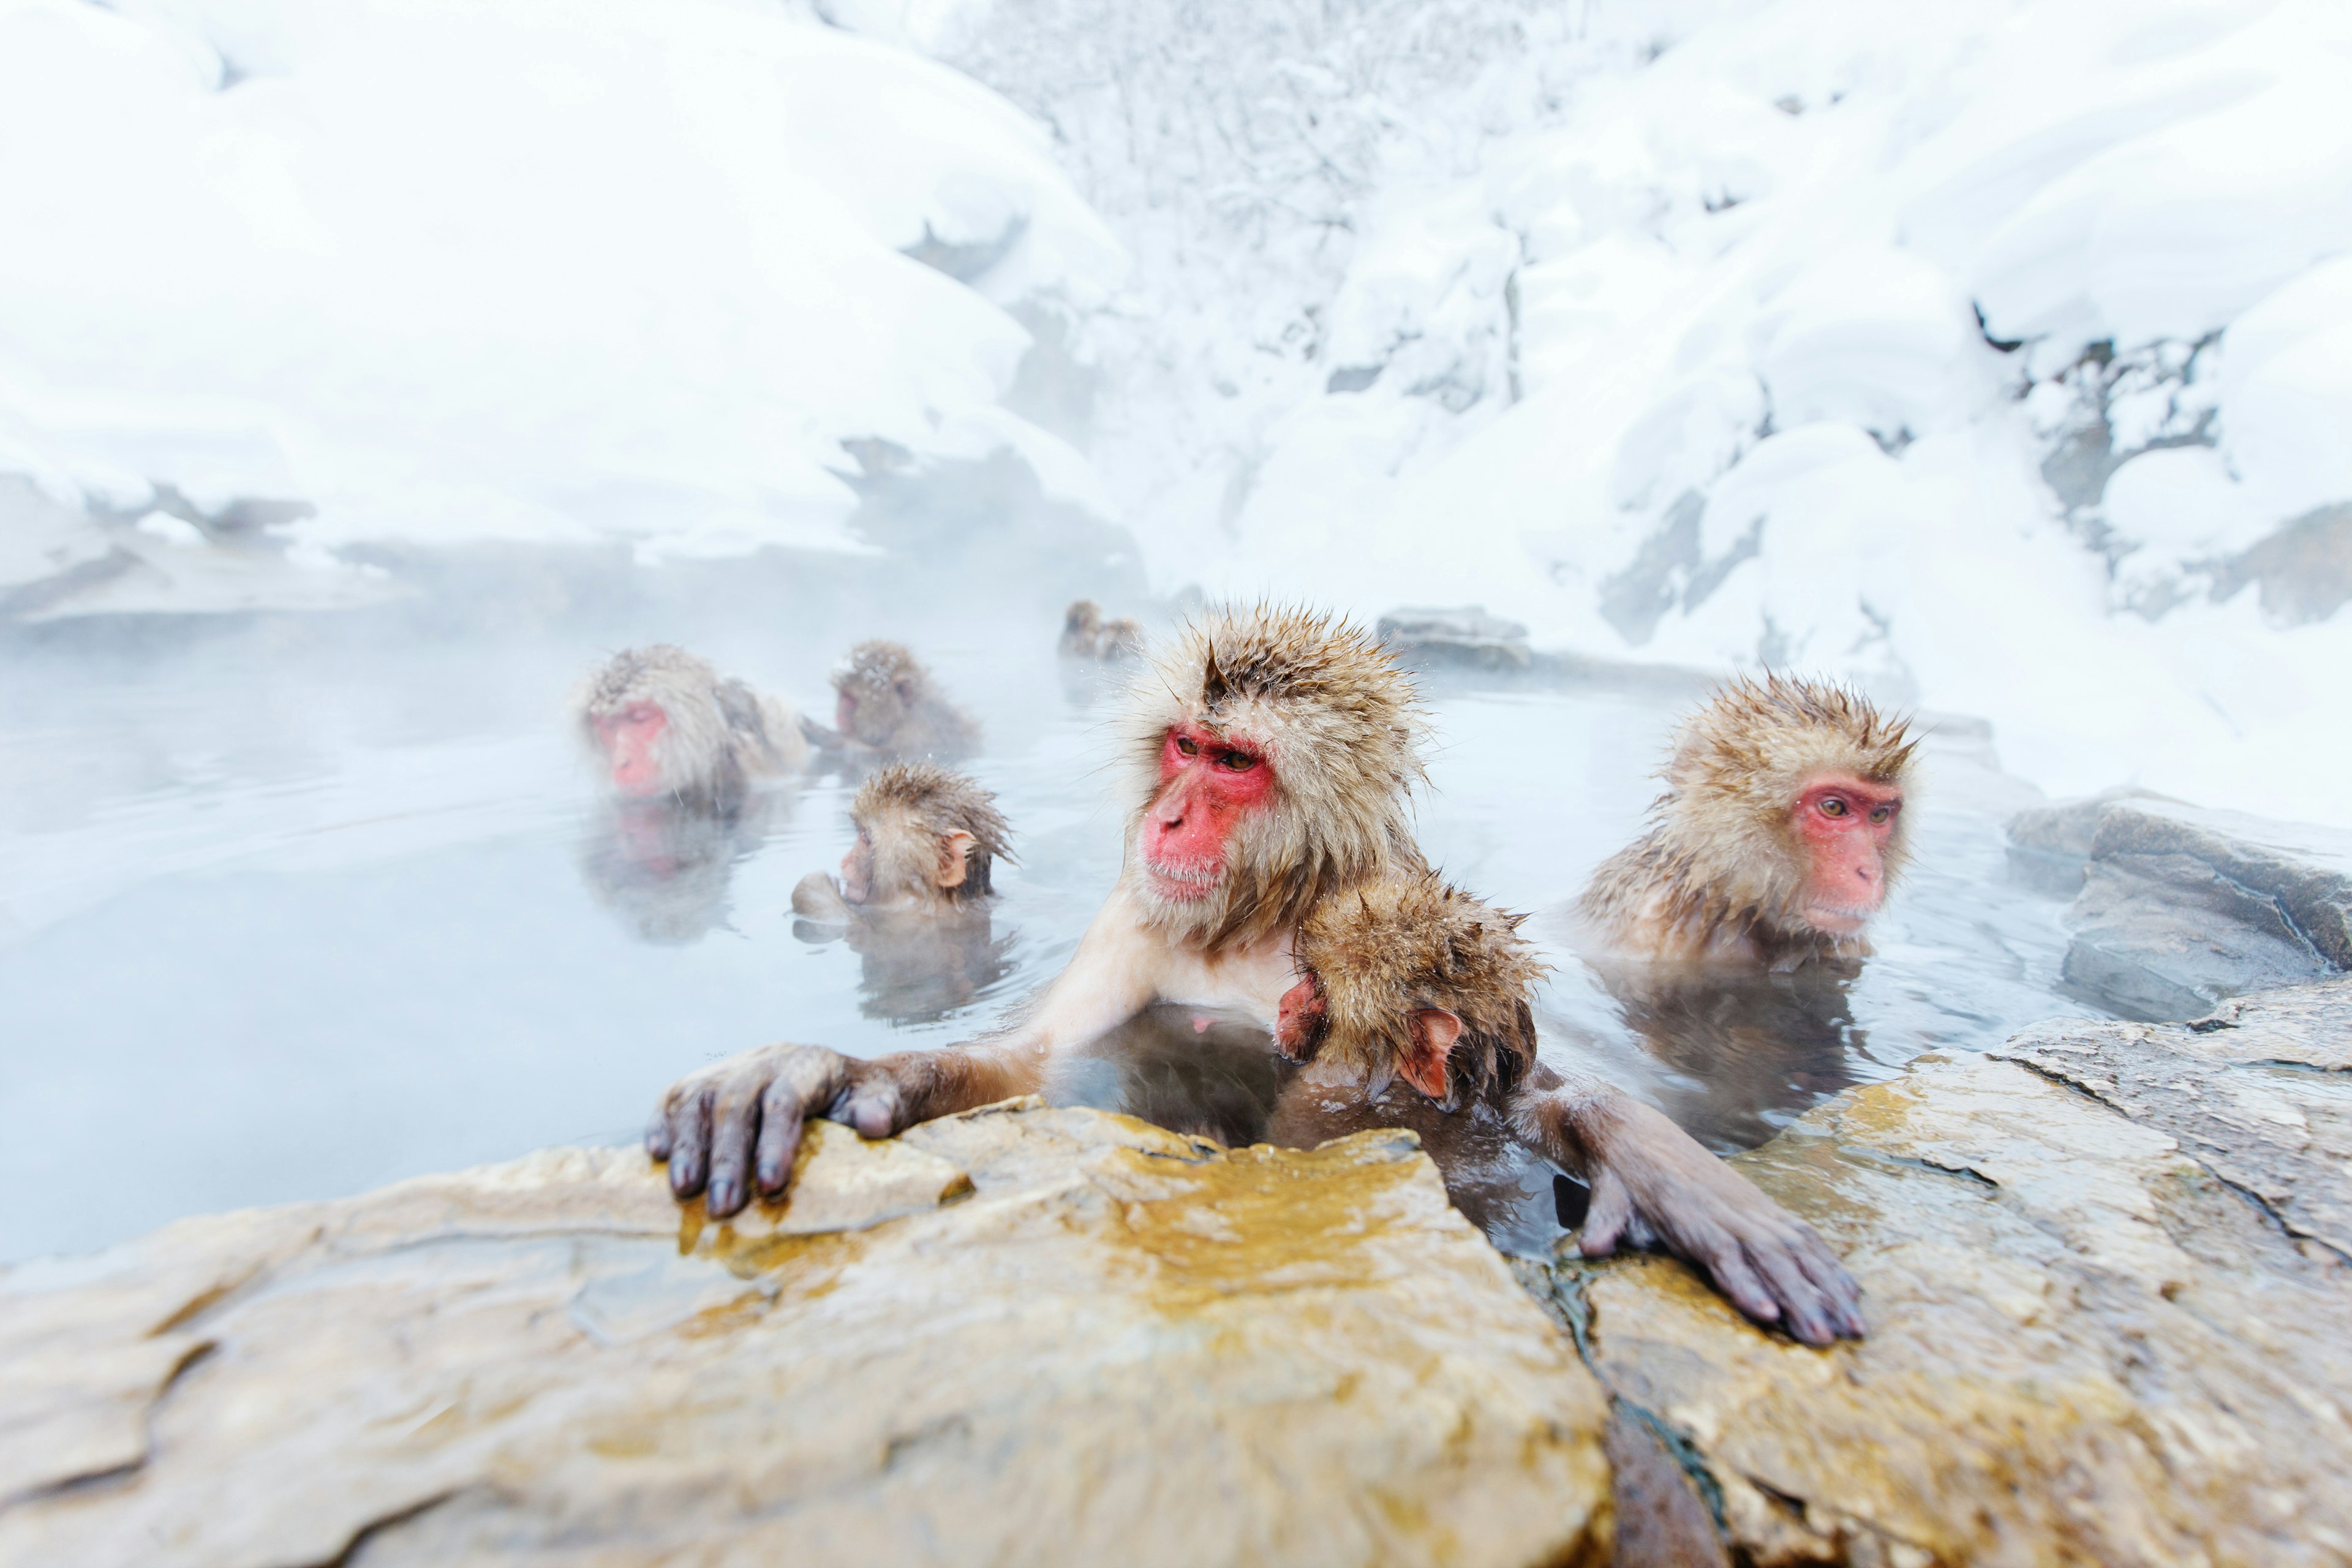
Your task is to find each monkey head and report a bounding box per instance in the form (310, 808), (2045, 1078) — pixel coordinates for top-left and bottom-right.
(1122, 605), (1428, 954)
(796, 761), (1012, 919)
(574, 645), (736, 802)
(1276, 872), (1547, 1108)
(824, 641), (979, 760)
(1591, 673), (1917, 959)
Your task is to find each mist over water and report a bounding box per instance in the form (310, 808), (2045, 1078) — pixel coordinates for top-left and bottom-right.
(0, 483), (2090, 1262)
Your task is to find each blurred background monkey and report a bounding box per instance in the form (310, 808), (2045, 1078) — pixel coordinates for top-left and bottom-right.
(572, 644), (809, 809)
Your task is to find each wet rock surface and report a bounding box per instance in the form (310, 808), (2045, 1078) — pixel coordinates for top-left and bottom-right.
(0, 1106), (1610, 1568)
(2009, 791), (2352, 1020)
(1519, 977), (2352, 1567)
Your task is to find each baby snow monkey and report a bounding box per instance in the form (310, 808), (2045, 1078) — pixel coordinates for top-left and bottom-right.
(792, 762), (1012, 921)
(573, 644), (809, 809)
(791, 762), (1015, 1023)
(1276, 871), (1548, 1109)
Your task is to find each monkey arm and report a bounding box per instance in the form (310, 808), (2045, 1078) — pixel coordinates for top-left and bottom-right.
(650, 890), (1167, 1217)
(1508, 1063), (1866, 1345)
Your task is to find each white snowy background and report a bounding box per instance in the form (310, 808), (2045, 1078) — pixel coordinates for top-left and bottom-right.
(5, 0), (2350, 824)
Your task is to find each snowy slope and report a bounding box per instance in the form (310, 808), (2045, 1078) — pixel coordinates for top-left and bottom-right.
(941, 0), (2352, 826)
(0, 0), (1120, 601)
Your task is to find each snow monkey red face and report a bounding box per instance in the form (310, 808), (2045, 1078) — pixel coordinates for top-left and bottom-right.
(1123, 606), (1428, 952)
(1140, 723), (1276, 900)
(1577, 671), (1918, 964)
(1792, 771), (1903, 936)
(596, 700), (671, 797)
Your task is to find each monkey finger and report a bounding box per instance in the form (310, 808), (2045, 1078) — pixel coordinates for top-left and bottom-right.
(1790, 1238), (1866, 1338)
(1577, 1174), (1635, 1256)
(1743, 1239), (1838, 1346)
(704, 1086), (764, 1218)
(644, 1104), (674, 1162)
(1695, 1235), (1782, 1329)
(754, 1080), (812, 1196)
(834, 1080), (904, 1140)
(666, 1085), (716, 1200)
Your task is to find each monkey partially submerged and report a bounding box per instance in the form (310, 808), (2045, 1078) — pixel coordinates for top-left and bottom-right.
(1276, 871), (1546, 1108)
(1058, 599), (1145, 662)
(572, 644), (810, 808)
(1580, 673), (1917, 968)
(790, 763), (1016, 1023)
(791, 762), (1012, 920)
(799, 641), (980, 766)
(650, 606), (1864, 1345)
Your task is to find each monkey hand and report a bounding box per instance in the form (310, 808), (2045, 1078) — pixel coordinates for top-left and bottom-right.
(790, 871), (853, 923)
(1573, 1096), (1865, 1346)
(646, 1043), (913, 1218)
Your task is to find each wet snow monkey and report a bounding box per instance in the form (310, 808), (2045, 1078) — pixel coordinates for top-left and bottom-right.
(1581, 673), (1917, 968)
(572, 645), (809, 807)
(802, 640), (980, 764)
(790, 761), (1013, 921)
(647, 606), (1863, 1343)
(1058, 598), (1145, 662)
(1277, 870), (1546, 1109)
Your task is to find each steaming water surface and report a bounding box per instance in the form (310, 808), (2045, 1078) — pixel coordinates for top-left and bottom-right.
(0, 595), (2092, 1264)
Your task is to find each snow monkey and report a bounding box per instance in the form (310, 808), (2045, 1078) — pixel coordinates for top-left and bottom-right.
(801, 640), (981, 764)
(648, 606), (1864, 1344)
(791, 761), (1013, 922)
(1276, 870), (1546, 1110)
(1580, 673), (1917, 968)
(1058, 598), (1145, 662)
(572, 644), (809, 807)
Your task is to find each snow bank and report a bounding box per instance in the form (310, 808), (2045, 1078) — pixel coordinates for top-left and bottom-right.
(0, 0), (1120, 603)
(946, 0), (2352, 827)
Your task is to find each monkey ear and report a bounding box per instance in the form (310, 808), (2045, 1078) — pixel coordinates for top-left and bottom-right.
(1401, 1009), (1462, 1101)
(935, 830), (977, 889)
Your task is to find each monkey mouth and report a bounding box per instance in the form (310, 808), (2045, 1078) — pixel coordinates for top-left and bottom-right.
(1804, 902), (1877, 935)
(1145, 860), (1223, 900)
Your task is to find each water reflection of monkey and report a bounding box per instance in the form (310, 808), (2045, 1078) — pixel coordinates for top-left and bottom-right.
(578, 794), (779, 945)
(1585, 958), (1863, 1155)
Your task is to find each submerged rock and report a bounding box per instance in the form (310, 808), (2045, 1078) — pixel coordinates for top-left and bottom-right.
(2008, 791), (2352, 1019)
(1375, 603), (1536, 670)
(0, 1107), (1610, 1568)
(1519, 976), (2352, 1566)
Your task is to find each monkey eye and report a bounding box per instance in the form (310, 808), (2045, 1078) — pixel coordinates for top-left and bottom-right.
(1819, 797), (1849, 818)
(1174, 734), (1199, 756)
(1216, 750), (1259, 772)
(1869, 803), (1894, 824)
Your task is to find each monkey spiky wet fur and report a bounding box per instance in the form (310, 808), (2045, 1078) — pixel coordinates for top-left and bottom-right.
(1125, 604), (1430, 953)
(1296, 872), (1548, 1106)
(852, 761), (1014, 903)
(1581, 672), (1918, 965)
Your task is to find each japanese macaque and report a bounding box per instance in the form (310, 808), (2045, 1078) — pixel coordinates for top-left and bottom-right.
(1275, 871), (1545, 1109)
(790, 762), (1012, 921)
(1058, 599), (1145, 662)
(572, 645), (810, 808)
(799, 641), (980, 766)
(648, 606), (1864, 1344)
(1580, 674), (1917, 968)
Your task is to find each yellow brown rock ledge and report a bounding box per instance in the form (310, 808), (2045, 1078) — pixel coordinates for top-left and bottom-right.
(0, 1104), (1610, 1568)
(1518, 974), (2352, 1567)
